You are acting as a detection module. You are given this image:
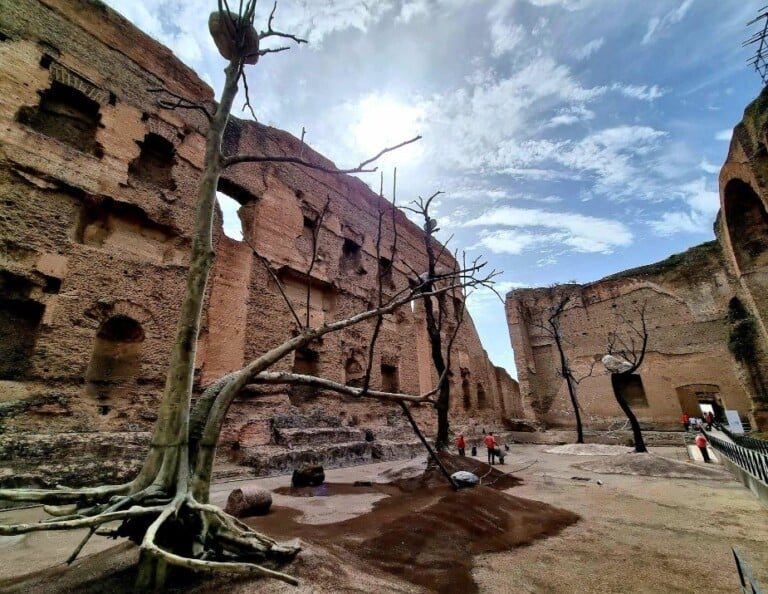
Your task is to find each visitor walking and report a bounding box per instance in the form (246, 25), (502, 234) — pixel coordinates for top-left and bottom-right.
(695, 433), (711, 463)
(681, 413), (689, 431)
(456, 434), (466, 456)
(484, 432), (496, 465)
(705, 411), (714, 430)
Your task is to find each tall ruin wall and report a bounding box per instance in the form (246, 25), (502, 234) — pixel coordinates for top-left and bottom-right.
(506, 242), (758, 430)
(506, 86), (768, 432)
(0, 0), (519, 486)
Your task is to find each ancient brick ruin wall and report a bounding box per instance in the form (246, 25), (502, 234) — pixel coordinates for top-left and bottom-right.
(506, 242), (757, 430)
(717, 88), (768, 428)
(0, 0), (519, 484)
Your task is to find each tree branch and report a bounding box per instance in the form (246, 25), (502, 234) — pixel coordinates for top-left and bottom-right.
(222, 136), (422, 172)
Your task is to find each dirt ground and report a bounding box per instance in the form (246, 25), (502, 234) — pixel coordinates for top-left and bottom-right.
(0, 445), (766, 593)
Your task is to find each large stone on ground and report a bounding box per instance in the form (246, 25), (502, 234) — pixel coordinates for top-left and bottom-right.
(451, 470), (479, 488)
(292, 463), (325, 487)
(224, 487), (273, 517)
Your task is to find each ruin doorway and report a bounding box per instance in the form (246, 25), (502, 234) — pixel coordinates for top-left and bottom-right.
(85, 315), (144, 402)
(675, 384), (724, 422)
(290, 347), (319, 402)
(0, 271), (45, 380)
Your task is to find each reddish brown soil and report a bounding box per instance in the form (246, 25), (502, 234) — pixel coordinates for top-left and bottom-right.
(0, 455), (577, 593)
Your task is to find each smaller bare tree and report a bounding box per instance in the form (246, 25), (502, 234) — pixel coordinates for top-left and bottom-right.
(603, 303), (649, 453)
(517, 286), (588, 443)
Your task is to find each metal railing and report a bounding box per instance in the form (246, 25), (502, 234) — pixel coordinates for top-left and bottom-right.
(734, 546), (764, 594)
(706, 431), (768, 484)
(720, 425), (768, 455)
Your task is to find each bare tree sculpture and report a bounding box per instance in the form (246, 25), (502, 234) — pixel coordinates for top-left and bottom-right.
(403, 192), (484, 448)
(0, 3), (495, 588)
(518, 286), (586, 443)
(603, 303), (649, 453)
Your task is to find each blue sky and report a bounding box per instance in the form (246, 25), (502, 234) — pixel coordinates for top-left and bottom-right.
(104, 0), (763, 377)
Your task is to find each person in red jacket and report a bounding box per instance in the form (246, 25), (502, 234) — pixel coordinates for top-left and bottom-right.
(681, 413), (689, 431)
(456, 434), (466, 456)
(695, 433), (711, 463)
(484, 432), (496, 465)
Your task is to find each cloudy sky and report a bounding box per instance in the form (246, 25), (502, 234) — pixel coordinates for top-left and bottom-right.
(104, 0), (762, 377)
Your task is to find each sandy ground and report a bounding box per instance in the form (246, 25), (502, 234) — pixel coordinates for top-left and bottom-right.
(0, 445), (766, 593)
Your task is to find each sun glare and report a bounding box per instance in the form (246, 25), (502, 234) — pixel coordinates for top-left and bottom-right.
(351, 94), (425, 166)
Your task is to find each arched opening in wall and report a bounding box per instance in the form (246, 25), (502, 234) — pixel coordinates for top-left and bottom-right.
(216, 192), (244, 241)
(381, 363), (400, 392)
(129, 132), (176, 189)
(85, 315), (144, 401)
(614, 374), (648, 408)
(291, 347), (319, 402)
(477, 383), (487, 409)
(216, 179), (256, 242)
(675, 383), (724, 422)
(16, 81), (103, 157)
(378, 257), (393, 286)
(344, 354), (365, 388)
(0, 271), (45, 380)
(461, 369), (472, 410)
(340, 238), (365, 275)
(724, 179), (768, 272)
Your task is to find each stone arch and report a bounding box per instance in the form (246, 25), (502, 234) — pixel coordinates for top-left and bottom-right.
(16, 60), (108, 157)
(85, 299), (154, 333)
(85, 315), (145, 402)
(723, 178), (768, 274)
(477, 383), (487, 409)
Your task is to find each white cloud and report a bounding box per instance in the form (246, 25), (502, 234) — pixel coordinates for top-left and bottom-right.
(464, 207), (634, 254)
(715, 129), (733, 142)
(642, 0), (695, 45)
(649, 177), (720, 236)
(612, 83), (665, 102)
(490, 21), (526, 57)
(527, 0), (595, 9)
(572, 37), (604, 60)
(397, 0), (430, 23)
(699, 158), (720, 174)
(545, 105), (595, 128)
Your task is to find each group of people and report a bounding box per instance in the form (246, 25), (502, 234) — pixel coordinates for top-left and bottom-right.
(681, 411), (717, 431)
(454, 431), (505, 465)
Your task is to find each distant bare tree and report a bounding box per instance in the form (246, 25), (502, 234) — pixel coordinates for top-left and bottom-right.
(518, 286), (587, 443)
(603, 303), (649, 453)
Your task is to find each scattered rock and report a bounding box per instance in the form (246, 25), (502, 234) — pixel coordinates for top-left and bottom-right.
(223, 487), (272, 517)
(450, 470), (479, 488)
(292, 464), (325, 487)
